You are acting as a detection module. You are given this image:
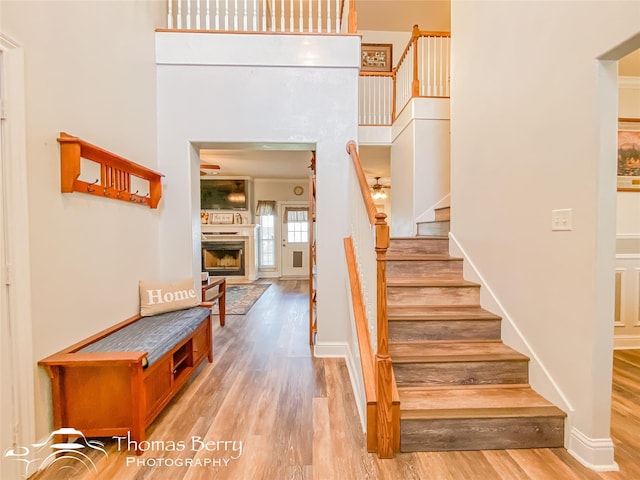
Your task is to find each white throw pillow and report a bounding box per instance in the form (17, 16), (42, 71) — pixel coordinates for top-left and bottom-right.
(139, 278), (200, 317)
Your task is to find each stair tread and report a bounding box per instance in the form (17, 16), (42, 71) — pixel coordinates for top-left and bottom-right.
(387, 278), (479, 287)
(388, 305), (501, 321)
(399, 384), (553, 408)
(417, 219), (450, 225)
(391, 236), (449, 241)
(390, 340), (529, 362)
(386, 254), (462, 261)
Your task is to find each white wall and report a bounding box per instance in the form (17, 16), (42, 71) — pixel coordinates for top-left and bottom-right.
(390, 98), (450, 236)
(1, 1), (164, 441)
(451, 0), (640, 470)
(156, 33), (359, 350)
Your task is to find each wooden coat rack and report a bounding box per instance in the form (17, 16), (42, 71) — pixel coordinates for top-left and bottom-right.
(57, 132), (164, 208)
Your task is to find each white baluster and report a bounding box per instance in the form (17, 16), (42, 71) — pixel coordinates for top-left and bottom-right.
(196, 0), (201, 28)
(308, 0), (312, 32)
(215, 0), (220, 29)
(299, 0), (303, 31)
(253, 0), (258, 30)
(270, 0), (276, 31)
(244, 0), (248, 30)
(234, 0), (239, 30)
(186, 0), (191, 29)
(426, 37), (431, 97)
(167, 0), (173, 28)
(326, 0), (331, 33)
(177, 0), (182, 28)
(290, 0), (294, 31)
(335, 0), (339, 33)
(262, 0), (266, 31)
(445, 37), (450, 96)
(280, 0), (285, 32)
(317, 0), (321, 32)
(206, 0), (211, 29)
(438, 37), (444, 97)
(225, 0), (229, 29)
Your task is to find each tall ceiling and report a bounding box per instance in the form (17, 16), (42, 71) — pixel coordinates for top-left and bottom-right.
(200, 1), (636, 181)
(357, 0), (450, 32)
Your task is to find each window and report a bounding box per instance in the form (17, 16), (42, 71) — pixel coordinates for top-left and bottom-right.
(259, 214), (275, 268)
(287, 209), (308, 243)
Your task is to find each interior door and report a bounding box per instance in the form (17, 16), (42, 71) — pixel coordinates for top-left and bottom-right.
(280, 203), (310, 277)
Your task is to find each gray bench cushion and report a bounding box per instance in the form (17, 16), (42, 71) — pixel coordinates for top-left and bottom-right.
(79, 307), (211, 367)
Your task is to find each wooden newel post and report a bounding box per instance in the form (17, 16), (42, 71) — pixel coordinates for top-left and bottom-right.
(411, 24), (421, 98)
(374, 212), (393, 458)
(348, 0), (358, 33)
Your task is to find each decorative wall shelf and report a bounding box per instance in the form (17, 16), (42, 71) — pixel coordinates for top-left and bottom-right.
(57, 132), (164, 208)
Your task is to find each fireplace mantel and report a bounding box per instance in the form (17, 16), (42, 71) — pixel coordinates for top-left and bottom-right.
(200, 224), (259, 283)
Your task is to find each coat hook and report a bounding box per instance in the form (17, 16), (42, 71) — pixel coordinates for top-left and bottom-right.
(104, 183), (114, 196)
(87, 179), (99, 192)
(130, 190), (139, 202)
(116, 188), (128, 199)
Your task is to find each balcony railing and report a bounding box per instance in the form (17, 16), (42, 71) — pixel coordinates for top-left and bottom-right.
(166, 0), (354, 33)
(163, 3), (447, 127)
(360, 26), (451, 126)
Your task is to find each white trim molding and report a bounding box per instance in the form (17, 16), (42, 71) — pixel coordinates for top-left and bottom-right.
(619, 75), (640, 88)
(568, 427), (619, 472)
(0, 32), (36, 477)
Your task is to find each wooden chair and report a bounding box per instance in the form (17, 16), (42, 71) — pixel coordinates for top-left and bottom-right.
(201, 276), (226, 326)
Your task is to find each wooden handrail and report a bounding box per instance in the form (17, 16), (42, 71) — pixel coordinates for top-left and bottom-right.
(346, 139), (394, 458)
(346, 141), (377, 225)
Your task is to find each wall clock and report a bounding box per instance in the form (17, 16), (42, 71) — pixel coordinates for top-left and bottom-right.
(293, 186), (304, 196)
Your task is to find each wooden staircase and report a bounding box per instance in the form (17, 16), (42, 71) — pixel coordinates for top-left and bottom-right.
(386, 206), (566, 452)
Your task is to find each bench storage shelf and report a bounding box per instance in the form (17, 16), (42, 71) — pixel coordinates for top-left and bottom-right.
(38, 306), (213, 453)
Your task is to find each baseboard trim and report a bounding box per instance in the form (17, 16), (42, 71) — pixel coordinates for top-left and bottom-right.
(568, 427), (619, 472)
(314, 341), (367, 431)
(614, 334), (640, 350)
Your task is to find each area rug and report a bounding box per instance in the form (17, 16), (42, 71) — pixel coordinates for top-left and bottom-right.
(212, 283), (271, 315)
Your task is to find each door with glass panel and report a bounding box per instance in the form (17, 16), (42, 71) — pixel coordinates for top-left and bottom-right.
(280, 203), (310, 277)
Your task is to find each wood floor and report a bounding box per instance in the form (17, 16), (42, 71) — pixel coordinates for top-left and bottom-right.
(32, 280), (640, 480)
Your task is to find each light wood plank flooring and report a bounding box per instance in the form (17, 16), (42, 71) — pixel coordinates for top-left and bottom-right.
(32, 281), (640, 480)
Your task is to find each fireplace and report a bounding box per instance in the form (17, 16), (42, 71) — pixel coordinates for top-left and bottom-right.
(202, 241), (245, 277)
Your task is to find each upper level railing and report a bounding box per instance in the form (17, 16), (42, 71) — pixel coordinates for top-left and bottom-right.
(166, 0), (355, 33)
(360, 25), (450, 125)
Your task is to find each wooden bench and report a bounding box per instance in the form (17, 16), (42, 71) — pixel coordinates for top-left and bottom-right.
(38, 305), (216, 454)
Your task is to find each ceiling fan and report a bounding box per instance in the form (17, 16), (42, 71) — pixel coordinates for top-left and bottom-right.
(370, 177), (390, 200)
(200, 164), (220, 176)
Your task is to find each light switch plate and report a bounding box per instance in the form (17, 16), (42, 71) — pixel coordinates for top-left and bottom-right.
(551, 208), (573, 231)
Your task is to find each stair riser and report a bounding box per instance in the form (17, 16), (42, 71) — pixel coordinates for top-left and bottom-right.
(388, 239), (449, 256)
(434, 207), (450, 222)
(387, 286), (480, 306)
(400, 416), (565, 452)
(417, 221), (450, 237)
(393, 360), (529, 387)
(386, 260), (463, 279)
(389, 319), (501, 342)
